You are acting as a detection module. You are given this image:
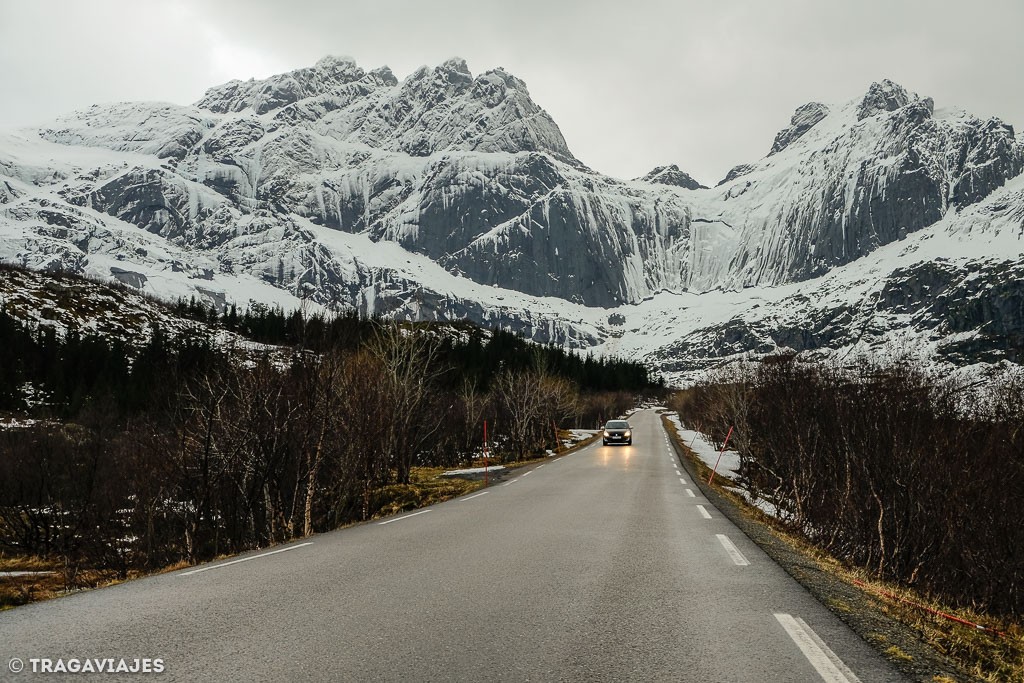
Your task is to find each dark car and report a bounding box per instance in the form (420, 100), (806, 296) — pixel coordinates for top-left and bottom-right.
(602, 420), (632, 446)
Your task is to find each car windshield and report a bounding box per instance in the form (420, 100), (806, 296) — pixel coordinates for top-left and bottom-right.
(606, 421), (629, 429)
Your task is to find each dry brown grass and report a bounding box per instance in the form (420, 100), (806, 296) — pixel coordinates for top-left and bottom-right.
(370, 467), (486, 517)
(0, 554), (59, 572)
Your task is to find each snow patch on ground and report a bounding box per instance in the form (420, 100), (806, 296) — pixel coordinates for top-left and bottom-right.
(667, 411), (790, 521)
(733, 488), (787, 520)
(0, 417), (46, 431)
(440, 465), (506, 476)
(665, 413), (740, 480)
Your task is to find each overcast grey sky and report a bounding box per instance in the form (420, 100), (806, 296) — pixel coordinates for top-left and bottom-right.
(1, 0), (1021, 184)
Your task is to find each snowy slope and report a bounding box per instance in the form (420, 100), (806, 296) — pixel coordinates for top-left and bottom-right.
(1, 59), (1022, 383)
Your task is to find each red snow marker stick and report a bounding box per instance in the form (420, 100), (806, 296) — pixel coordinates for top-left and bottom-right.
(708, 426), (733, 486)
(851, 580), (1006, 638)
(483, 420), (489, 487)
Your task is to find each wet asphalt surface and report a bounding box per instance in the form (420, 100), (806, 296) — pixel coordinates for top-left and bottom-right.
(0, 410), (905, 681)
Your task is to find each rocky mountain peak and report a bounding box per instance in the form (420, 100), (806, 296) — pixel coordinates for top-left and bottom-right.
(367, 65), (399, 87)
(636, 164), (707, 190)
(439, 56), (472, 76)
(314, 54), (358, 70)
(196, 56), (372, 114)
(857, 79), (916, 120)
(401, 58), (477, 105)
(769, 102), (829, 155)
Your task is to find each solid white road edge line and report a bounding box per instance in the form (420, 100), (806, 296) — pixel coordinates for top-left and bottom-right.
(180, 542), (314, 576)
(696, 505), (712, 519)
(796, 616), (864, 683)
(686, 489), (696, 497)
(378, 509), (433, 526)
(774, 613), (862, 683)
(462, 491), (489, 501)
(716, 534), (750, 566)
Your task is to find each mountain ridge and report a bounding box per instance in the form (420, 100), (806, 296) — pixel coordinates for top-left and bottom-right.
(2, 57), (1022, 383)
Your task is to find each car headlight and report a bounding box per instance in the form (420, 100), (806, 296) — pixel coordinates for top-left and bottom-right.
(624, 430), (631, 437)
(603, 430), (610, 437)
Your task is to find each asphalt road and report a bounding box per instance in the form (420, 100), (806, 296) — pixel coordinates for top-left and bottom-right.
(0, 410), (905, 681)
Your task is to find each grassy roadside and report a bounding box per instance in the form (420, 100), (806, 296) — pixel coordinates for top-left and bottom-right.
(0, 430), (601, 612)
(659, 412), (1024, 682)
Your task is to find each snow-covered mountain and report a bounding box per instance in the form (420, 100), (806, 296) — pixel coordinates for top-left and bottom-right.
(1, 57), (1022, 382)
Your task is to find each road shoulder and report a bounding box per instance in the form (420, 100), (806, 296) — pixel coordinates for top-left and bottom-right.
(660, 413), (964, 682)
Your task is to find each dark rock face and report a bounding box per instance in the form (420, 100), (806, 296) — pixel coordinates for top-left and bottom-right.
(109, 267), (147, 289)
(651, 255), (1024, 375)
(202, 118), (265, 163)
(769, 102), (829, 155)
(878, 259), (1024, 364)
(1, 181), (20, 204)
(857, 80), (914, 120)
(402, 152), (694, 307)
(949, 119), (1023, 207)
(788, 139), (946, 279)
(413, 153), (563, 258)
(442, 179), (631, 305)
(717, 163), (756, 186)
(649, 302), (859, 374)
(636, 165), (707, 190)
(88, 169), (195, 239)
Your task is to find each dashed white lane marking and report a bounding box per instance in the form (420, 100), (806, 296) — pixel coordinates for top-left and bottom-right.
(537, 464), (545, 469)
(686, 489), (696, 498)
(696, 505), (712, 519)
(180, 542), (313, 575)
(522, 470), (533, 477)
(503, 479), (519, 486)
(462, 491), (489, 501)
(774, 613), (862, 683)
(678, 477), (687, 485)
(716, 534), (750, 566)
(378, 509), (432, 526)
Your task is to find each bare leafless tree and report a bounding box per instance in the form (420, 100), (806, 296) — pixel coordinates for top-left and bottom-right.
(367, 323), (446, 483)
